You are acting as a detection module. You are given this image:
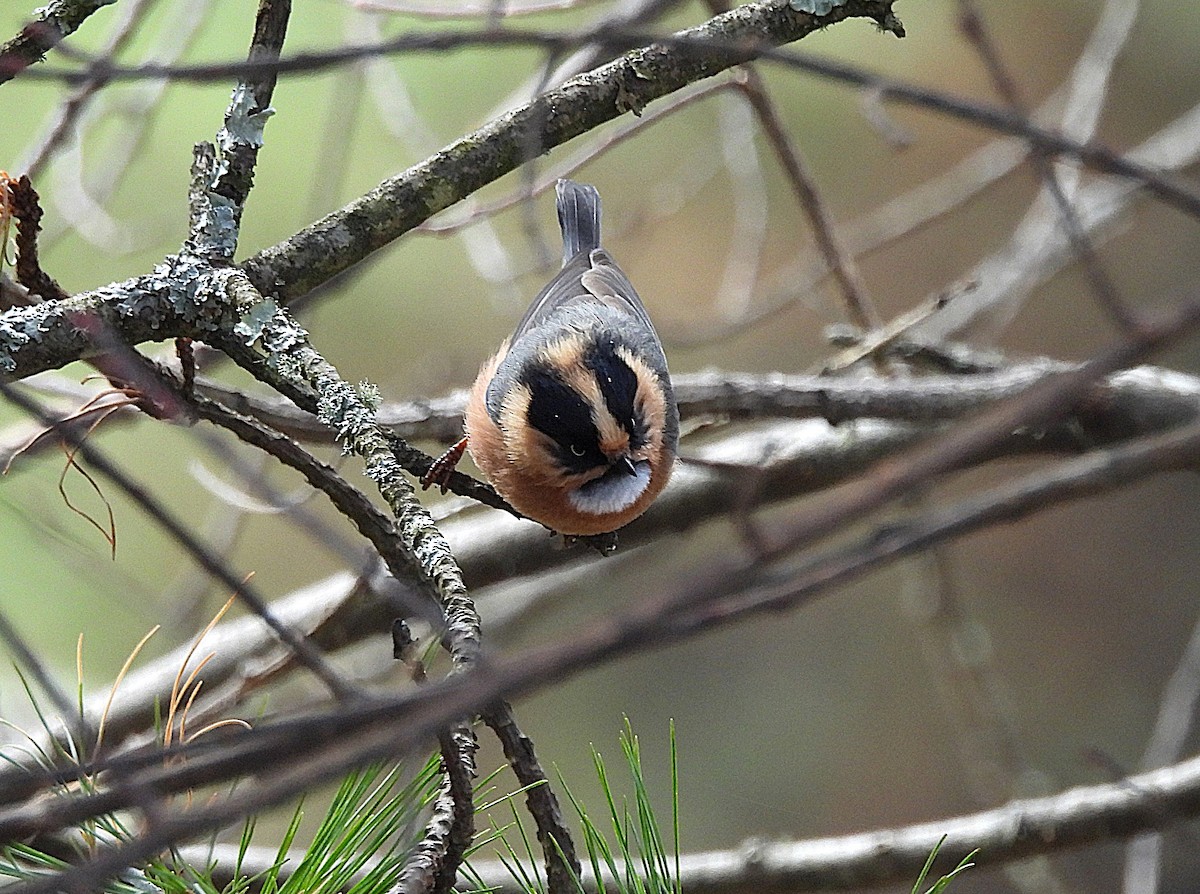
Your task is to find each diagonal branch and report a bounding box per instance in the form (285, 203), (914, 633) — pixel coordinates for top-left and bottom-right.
(0, 0), (115, 84)
(237, 0), (902, 302)
(206, 269), (484, 893)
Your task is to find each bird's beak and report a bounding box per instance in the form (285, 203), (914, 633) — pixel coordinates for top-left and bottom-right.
(615, 455), (638, 476)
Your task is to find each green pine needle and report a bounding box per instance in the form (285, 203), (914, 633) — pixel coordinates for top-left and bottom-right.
(911, 836), (977, 894)
(465, 718), (680, 894)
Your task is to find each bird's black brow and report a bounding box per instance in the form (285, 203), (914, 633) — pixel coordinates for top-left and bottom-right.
(522, 366), (605, 473)
(583, 340), (639, 440)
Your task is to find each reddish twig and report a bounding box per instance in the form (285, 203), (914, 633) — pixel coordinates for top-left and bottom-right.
(10, 175), (69, 303)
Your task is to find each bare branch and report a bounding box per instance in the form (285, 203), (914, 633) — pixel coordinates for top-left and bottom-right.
(0, 0), (115, 85)
(236, 1), (902, 303)
(173, 736), (1200, 892)
(6, 307), (1200, 873)
(483, 703), (582, 892)
(956, 0), (1135, 332)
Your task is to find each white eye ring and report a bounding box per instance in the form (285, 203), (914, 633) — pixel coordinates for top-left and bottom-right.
(570, 444), (586, 457)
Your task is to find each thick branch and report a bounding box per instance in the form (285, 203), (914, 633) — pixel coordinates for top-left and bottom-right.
(176, 741), (1200, 892)
(238, 0), (900, 302)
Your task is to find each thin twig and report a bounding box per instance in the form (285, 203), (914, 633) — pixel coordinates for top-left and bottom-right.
(956, 0), (1136, 332)
(22, 0), (161, 181)
(730, 66), (877, 329)
(204, 0), (292, 249)
(187, 388), (443, 600)
(0, 383), (358, 702)
(483, 702), (582, 894)
(0, 0), (115, 85)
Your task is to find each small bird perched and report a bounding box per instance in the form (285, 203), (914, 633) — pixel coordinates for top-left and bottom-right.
(423, 179), (679, 535)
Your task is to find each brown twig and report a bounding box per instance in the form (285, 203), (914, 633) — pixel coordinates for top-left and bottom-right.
(728, 67), (878, 329)
(483, 703), (582, 894)
(0, 0), (114, 85)
(418, 78), (736, 236)
(21, 0), (161, 181)
(956, 0), (1137, 333)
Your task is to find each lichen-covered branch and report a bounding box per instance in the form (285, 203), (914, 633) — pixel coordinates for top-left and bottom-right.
(0, 2), (900, 381)
(206, 270), (484, 893)
(396, 727), (479, 894)
(208, 269), (481, 668)
(207, 0), (290, 231)
(0, 258), (236, 379)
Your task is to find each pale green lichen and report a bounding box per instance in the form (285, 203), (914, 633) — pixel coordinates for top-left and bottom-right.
(356, 380), (382, 411)
(423, 178), (458, 216)
(789, 0), (846, 13)
(317, 377), (377, 448)
(218, 84), (274, 151)
(197, 196), (240, 259)
(233, 297), (280, 346)
(262, 316), (307, 353)
(363, 450), (403, 488)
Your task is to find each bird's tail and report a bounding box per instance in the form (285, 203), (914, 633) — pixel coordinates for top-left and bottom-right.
(556, 179), (602, 263)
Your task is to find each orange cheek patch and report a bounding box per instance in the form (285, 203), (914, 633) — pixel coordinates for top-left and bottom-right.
(464, 348), (507, 475)
(616, 345), (666, 456)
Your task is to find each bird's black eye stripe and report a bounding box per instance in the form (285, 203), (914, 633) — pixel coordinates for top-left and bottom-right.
(584, 341), (644, 446)
(522, 366), (605, 473)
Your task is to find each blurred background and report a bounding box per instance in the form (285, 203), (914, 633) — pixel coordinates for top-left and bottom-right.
(3, 0), (1200, 890)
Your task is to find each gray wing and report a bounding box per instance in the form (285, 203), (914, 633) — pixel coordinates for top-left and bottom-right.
(509, 248), (655, 343)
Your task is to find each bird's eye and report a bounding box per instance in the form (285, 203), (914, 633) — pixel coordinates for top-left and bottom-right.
(569, 444), (586, 457)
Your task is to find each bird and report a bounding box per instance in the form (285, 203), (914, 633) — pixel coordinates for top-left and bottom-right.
(422, 179), (679, 536)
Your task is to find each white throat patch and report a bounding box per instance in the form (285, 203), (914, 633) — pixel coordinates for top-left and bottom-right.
(568, 461), (651, 515)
